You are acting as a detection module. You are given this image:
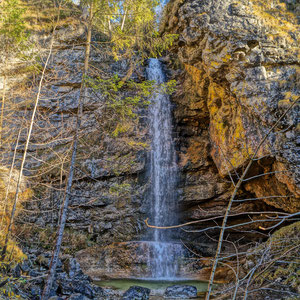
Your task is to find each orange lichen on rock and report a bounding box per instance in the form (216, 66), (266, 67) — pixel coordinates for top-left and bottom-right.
(184, 64), (208, 97)
(187, 139), (205, 165)
(184, 64), (203, 84)
(207, 81), (256, 174)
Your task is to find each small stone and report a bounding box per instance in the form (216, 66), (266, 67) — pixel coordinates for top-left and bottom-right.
(164, 285), (197, 299)
(246, 260), (255, 269)
(122, 286), (150, 300)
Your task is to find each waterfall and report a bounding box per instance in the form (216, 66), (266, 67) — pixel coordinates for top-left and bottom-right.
(146, 58), (180, 280)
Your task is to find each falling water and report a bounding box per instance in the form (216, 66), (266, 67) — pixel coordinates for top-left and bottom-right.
(146, 58), (180, 280)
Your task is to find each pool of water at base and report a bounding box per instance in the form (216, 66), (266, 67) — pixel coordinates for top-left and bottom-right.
(95, 279), (208, 299)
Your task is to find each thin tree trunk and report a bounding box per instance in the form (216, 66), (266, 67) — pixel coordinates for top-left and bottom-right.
(0, 74), (7, 146)
(108, 18), (112, 39)
(0, 124), (22, 231)
(0, 26), (58, 260)
(121, 7), (127, 31)
(205, 97), (299, 300)
(41, 3), (93, 299)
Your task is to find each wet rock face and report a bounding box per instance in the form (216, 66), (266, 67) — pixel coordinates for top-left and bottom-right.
(75, 241), (206, 280)
(163, 0), (299, 213)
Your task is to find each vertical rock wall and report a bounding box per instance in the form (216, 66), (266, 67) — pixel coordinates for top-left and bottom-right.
(0, 18), (150, 250)
(162, 0), (299, 221)
(1, 0), (299, 282)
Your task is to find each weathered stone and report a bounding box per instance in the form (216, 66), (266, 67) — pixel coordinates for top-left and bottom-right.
(164, 285), (197, 299)
(0, 13), (149, 246)
(163, 0), (299, 213)
(13, 264), (21, 278)
(20, 261), (31, 273)
(57, 271), (103, 298)
(76, 241), (204, 280)
(122, 286), (150, 300)
(67, 258), (87, 279)
(1, 1), (299, 294)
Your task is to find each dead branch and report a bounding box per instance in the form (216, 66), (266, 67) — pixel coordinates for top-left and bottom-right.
(205, 96), (299, 300)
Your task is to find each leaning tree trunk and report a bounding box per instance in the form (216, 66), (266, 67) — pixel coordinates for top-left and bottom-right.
(0, 124), (22, 231)
(41, 3), (93, 299)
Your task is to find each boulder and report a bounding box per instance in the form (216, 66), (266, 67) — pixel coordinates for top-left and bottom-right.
(57, 273), (103, 298)
(122, 286), (151, 300)
(164, 285), (197, 299)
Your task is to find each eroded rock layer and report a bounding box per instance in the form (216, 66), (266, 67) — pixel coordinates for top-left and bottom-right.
(0, 0), (299, 285)
(161, 0), (299, 233)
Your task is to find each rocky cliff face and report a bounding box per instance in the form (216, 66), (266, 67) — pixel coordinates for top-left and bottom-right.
(160, 0), (299, 240)
(0, 18), (149, 253)
(75, 0), (300, 281)
(1, 0), (299, 289)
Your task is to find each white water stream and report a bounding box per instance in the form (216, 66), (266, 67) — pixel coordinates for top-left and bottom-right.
(146, 59), (181, 280)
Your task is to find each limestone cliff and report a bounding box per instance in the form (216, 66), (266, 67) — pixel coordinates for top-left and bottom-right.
(161, 0), (299, 219)
(0, 14), (149, 251)
(0, 0), (299, 293)
(75, 0), (300, 282)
